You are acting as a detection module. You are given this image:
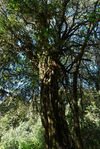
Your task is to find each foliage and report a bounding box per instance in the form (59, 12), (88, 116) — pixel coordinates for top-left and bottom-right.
(0, 119), (45, 149)
(0, 98), (45, 149)
(66, 90), (100, 149)
(81, 90), (100, 149)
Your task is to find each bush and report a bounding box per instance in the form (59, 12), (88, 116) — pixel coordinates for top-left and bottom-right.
(0, 116), (45, 149)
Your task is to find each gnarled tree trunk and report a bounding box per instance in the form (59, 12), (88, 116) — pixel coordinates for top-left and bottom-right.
(39, 55), (75, 149)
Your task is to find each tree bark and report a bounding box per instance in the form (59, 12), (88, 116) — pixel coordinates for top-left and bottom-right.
(39, 57), (75, 149)
(73, 71), (83, 149)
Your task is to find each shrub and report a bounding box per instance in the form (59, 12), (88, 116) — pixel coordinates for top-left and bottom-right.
(0, 118), (45, 149)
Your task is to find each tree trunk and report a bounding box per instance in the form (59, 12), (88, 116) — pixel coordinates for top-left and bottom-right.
(39, 56), (75, 149)
(95, 44), (100, 91)
(73, 71), (83, 149)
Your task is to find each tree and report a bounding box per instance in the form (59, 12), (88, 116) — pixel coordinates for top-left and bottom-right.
(0, 0), (100, 149)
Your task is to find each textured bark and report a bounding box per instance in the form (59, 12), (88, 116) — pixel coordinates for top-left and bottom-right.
(39, 57), (75, 149)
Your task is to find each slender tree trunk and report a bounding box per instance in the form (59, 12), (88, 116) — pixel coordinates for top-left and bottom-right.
(39, 56), (75, 149)
(73, 71), (83, 149)
(95, 45), (100, 91)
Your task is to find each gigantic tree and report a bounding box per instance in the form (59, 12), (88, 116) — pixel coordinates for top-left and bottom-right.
(0, 0), (100, 149)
